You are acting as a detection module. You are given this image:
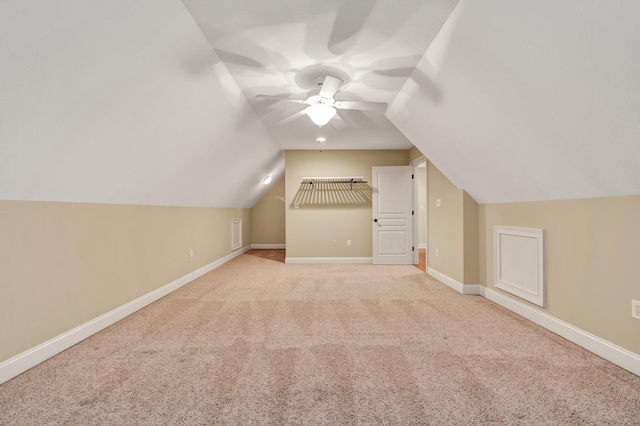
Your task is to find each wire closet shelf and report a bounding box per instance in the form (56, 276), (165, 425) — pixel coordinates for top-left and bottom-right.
(301, 176), (368, 191)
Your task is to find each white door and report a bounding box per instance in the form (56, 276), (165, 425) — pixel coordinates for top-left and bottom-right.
(372, 166), (413, 264)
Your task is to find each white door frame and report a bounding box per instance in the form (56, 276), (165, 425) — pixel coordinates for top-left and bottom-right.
(410, 155), (428, 269)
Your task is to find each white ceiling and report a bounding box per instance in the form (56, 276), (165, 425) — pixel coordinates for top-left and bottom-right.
(0, 0), (283, 207)
(388, 0), (640, 203)
(1, 0), (639, 208)
(181, 0), (459, 150)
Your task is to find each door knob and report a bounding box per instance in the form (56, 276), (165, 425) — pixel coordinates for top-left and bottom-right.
(374, 218), (378, 222)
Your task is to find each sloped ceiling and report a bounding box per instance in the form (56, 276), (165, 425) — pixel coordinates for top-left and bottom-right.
(388, 0), (640, 204)
(180, 0), (458, 150)
(2, 0), (639, 208)
(0, 0), (283, 208)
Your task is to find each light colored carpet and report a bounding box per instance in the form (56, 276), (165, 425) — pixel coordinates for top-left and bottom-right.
(1, 254), (639, 425)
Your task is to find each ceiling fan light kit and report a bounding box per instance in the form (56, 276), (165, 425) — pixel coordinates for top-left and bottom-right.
(305, 104), (336, 127)
(256, 73), (386, 128)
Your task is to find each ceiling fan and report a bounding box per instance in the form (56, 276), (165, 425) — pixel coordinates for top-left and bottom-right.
(256, 75), (387, 127)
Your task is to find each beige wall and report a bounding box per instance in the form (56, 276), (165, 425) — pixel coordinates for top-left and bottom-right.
(285, 150), (410, 258)
(427, 162), (478, 284)
(479, 195), (640, 355)
(463, 191), (479, 284)
(0, 200), (250, 363)
(428, 161), (464, 282)
(251, 177), (286, 245)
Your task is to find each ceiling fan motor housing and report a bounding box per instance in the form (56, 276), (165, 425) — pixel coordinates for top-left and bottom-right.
(307, 95), (334, 106)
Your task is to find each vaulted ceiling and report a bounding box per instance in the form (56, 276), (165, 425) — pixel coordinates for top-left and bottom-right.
(1, 0), (639, 208)
(181, 0), (458, 150)
(388, 0), (640, 204)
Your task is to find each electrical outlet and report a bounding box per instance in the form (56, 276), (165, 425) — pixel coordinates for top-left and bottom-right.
(436, 198), (441, 207)
(436, 248), (439, 257)
(347, 240), (351, 247)
(190, 249), (194, 258)
(632, 299), (640, 320)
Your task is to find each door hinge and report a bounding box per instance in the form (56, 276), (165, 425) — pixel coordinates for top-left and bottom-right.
(412, 246), (415, 251)
(412, 210), (414, 215)
(412, 174), (414, 179)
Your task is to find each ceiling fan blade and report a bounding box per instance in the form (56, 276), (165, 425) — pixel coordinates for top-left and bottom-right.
(334, 101), (387, 112)
(331, 113), (348, 130)
(327, 1), (375, 55)
(319, 75), (343, 99)
(276, 110), (306, 125)
(256, 94), (306, 104)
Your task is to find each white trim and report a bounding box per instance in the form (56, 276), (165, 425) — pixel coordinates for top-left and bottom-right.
(251, 244), (286, 249)
(4, 247), (637, 385)
(427, 270), (640, 376)
(462, 284), (482, 295)
(484, 287), (640, 377)
(418, 243), (427, 249)
(427, 267), (480, 295)
(0, 245), (251, 385)
(285, 257), (373, 264)
(409, 154), (429, 265)
(409, 157), (426, 167)
(410, 156), (428, 274)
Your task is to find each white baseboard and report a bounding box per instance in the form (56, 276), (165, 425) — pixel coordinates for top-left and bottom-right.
(251, 244), (286, 249)
(483, 287), (640, 377)
(4, 252), (637, 384)
(0, 245), (251, 386)
(426, 267), (639, 377)
(285, 257), (373, 264)
(427, 267), (480, 295)
(462, 284), (482, 295)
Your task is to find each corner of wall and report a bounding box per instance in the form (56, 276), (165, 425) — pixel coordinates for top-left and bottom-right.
(427, 161), (464, 282)
(478, 203), (487, 286)
(463, 190), (479, 284)
(409, 146), (425, 163)
(250, 177), (286, 245)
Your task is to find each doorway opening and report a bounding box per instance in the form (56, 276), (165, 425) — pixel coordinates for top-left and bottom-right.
(411, 156), (428, 272)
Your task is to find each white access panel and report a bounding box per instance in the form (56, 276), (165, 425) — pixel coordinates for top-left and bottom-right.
(494, 226), (545, 307)
(231, 218), (242, 250)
